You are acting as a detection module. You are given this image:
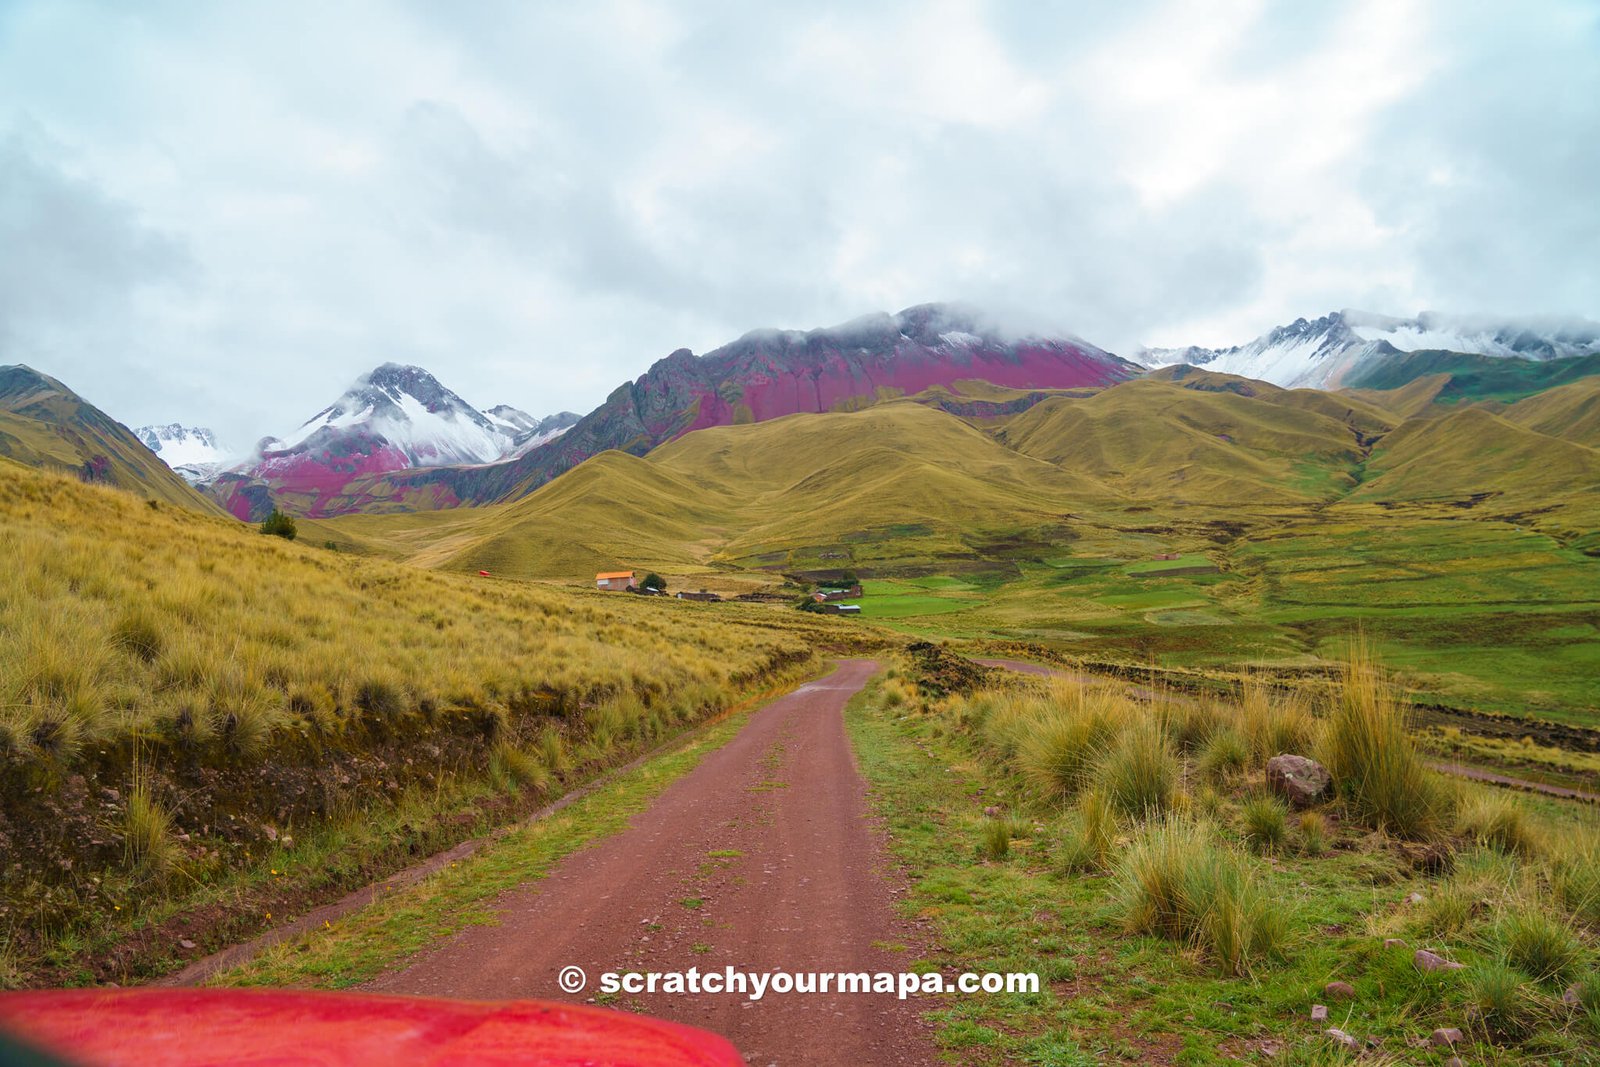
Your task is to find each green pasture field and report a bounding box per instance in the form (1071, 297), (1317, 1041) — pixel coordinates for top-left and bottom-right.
(849, 504), (1600, 724)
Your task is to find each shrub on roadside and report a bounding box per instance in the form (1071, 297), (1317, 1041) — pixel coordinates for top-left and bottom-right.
(1112, 816), (1286, 976)
(1095, 718), (1180, 818)
(1316, 643), (1449, 839)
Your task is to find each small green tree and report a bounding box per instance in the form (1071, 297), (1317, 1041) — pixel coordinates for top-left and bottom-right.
(838, 570), (859, 586)
(642, 572), (667, 592)
(260, 508), (297, 541)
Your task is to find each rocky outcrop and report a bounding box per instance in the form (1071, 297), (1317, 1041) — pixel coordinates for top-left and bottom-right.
(1265, 754), (1331, 808)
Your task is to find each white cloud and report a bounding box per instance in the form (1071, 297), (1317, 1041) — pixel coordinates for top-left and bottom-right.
(0, 0), (1594, 441)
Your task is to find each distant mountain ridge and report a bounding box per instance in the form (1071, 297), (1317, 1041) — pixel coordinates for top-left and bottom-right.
(327, 302), (1136, 518)
(135, 423), (231, 484)
(0, 365), (222, 512)
(1136, 309), (1600, 389)
(211, 363), (576, 519)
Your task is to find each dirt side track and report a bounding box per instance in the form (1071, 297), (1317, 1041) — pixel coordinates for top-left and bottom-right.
(366, 658), (939, 1066)
(977, 657), (1599, 804)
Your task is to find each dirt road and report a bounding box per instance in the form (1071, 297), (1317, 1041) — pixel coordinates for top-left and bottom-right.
(366, 659), (938, 1065)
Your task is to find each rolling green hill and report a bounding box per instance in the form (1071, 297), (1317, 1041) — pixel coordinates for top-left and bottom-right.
(1353, 405), (1600, 515)
(1498, 375), (1600, 448)
(995, 377), (1372, 502)
(1342, 347), (1600, 403)
(0, 364), (223, 513)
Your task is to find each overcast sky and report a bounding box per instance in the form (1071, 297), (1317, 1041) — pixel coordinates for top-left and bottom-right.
(2, 0), (1597, 447)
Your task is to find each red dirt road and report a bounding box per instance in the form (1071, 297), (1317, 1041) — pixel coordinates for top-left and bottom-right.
(366, 659), (939, 1065)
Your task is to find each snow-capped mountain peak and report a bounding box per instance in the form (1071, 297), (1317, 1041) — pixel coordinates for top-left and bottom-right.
(1134, 310), (1600, 389)
(135, 424), (232, 484)
(484, 404), (539, 437)
(259, 363), (511, 467)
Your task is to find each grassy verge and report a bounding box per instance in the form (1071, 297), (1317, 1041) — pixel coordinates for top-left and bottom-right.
(846, 656), (1600, 1065)
(207, 675), (800, 988)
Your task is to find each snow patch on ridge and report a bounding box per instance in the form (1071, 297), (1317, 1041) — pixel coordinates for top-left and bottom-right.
(1135, 310), (1600, 389)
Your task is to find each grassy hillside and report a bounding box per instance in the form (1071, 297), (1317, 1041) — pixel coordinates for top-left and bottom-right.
(1343, 347), (1600, 403)
(1499, 375), (1600, 448)
(1353, 405), (1600, 516)
(386, 402), (1106, 580)
(995, 378), (1372, 502)
(0, 365), (222, 513)
(0, 458), (850, 985)
(307, 373), (1600, 720)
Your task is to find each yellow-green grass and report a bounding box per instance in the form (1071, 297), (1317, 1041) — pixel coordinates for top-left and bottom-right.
(0, 459), (858, 978)
(1499, 375), (1600, 449)
(994, 376), (1375, 502)
(0, 460), (829, 753)
(314, 400), (1107, 581)
(1352, 405), (1600, 516)
(846, 652), (1600, 1064)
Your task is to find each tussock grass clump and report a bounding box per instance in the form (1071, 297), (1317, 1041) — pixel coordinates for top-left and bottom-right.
(122, 777), (177, 877)
(112, 606), (166, 663)
(1418, 881), (1479, 938)
(1094, 718), (1179, 819)
(1197, 728), (1249, 784)
(1240, 793), (1288, 853)
(1457, 792), (1544, 858)
(1551, 831), (1600, 924)
(1237, 680), (1314, 764)
(537, 727), (572, 775)
(1159, 698), (1225, 753)
(1316, 643), (1449, 839)
(978, 819), (1012, 862)
(1015, 682), (1134, 803)
(1112, 816), (1286, 976)
(490, 741), (551, 794)
(1297, 811), (1327, 855)
(1494, 908), (1584, 986)
(1468, 961), (1542, 1040)
(1059, 790), (1118, 871)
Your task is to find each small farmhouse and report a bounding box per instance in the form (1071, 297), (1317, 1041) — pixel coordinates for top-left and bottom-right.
(811, 584), (863, 603)
(595, 570), (637, 591)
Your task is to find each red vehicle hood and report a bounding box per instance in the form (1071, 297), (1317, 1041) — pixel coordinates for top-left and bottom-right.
(0, 988), (742, 1067)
